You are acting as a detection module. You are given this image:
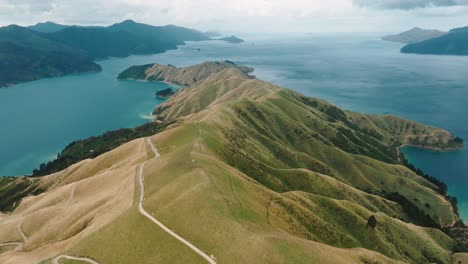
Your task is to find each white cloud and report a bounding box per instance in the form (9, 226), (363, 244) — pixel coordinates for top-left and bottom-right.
(0, 0), (467, 33)
(353, 0), (468, 10)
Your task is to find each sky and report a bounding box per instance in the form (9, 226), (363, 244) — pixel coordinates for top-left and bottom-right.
(1, 0), (467, 34)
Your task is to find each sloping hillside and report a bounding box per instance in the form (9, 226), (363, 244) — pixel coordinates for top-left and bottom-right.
(0, 20), (210, 87)
(0, 62), (465, 264)
(0, 25), (101, 87)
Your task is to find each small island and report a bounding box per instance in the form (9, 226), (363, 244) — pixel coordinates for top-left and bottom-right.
(219, 35), (244, 44)
(155, 87), (175, 98)
(382, 27), (446, 44)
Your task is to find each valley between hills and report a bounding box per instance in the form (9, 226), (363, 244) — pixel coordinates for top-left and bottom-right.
(0, 61), (466, 264)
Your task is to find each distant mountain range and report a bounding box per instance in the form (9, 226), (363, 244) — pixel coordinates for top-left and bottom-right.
(0, 25), (101, 87)
(382, 27), (447, 44)
(0, 20), (235, 87)
(401, 26), (468, 55)
(48, 20), (210, 59)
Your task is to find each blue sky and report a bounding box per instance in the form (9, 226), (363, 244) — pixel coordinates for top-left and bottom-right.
(1, 0), (467, 33)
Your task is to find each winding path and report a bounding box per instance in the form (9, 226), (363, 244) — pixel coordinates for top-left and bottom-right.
(51, 255), (99, 264)
(16, 222), (27, 244)
(138, 138), (216, 264)
(0, 221), (27, 252)
(0, 222), (28, 252)
(12, 222), (28, 251)
(67, 184), (77, 203)
(0, 242), (21, 251)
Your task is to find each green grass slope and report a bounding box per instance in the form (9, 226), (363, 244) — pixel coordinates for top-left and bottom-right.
(68, 124), (403, 264)
(144, 64), (463, 263)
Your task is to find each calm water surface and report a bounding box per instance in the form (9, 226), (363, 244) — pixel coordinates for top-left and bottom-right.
(1, 34), (467, 219)
(0, 57), (176, 176)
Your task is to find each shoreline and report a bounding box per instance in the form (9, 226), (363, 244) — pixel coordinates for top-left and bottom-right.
(398, 143), (464, 153)
(397, 142), (467, 225)
(0, 68), (103, 90)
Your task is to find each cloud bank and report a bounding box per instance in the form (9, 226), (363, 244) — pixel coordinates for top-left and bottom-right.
(0, 0), (467, 33)
(353, 0), (468, 10)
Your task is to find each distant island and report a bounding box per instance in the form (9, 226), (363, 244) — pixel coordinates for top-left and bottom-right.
(382, 27), (447, 44)
(155, 87), (174, 98)
(0, 20), (211, 87)
(218, 35), (244, 44)
(401, 26), (468, 55)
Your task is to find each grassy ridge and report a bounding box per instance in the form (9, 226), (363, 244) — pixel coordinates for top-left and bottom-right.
(145, 65), (463, 262)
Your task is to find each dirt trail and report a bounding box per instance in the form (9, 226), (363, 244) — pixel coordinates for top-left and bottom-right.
(16, 222), (27, 243)
(52, 255), (99, 264)
(137, 137), (216, 264)
(0, 242), (21, 251)
(67, 184), (77, 203)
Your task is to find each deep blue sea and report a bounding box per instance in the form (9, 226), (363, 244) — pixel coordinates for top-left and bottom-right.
(1, 33), (466, 220)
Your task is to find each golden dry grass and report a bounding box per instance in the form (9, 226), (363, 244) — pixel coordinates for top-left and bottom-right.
(453, 253), (468, 264)
(0, 139), (145, 264)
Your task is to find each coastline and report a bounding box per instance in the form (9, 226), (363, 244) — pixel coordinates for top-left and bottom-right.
(0, 67), (103, 89)
(398, 142), (467, 226)
(395, 141), (464, 163)
(398, 143), (464, 153)
(0, 38), (200, 89)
